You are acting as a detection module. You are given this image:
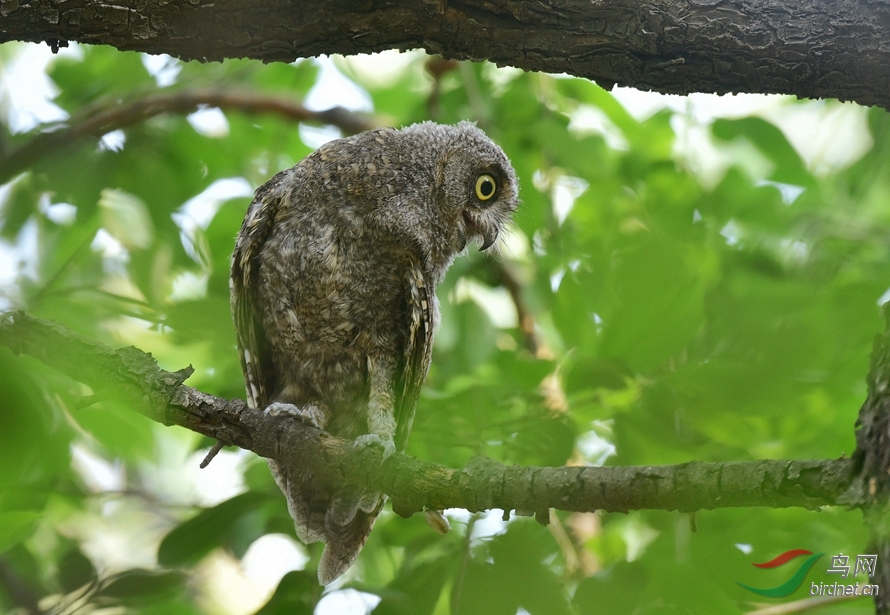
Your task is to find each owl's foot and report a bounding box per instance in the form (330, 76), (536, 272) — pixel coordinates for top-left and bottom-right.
(328, 488), (383, 527)
(264, 402), (325, 430)
(353, 433), (397, 461)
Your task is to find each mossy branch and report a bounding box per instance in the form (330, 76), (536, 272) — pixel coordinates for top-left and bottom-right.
(0, 312), (867, 522)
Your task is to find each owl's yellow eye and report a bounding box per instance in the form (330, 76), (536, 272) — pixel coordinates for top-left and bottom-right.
(475, 174), (497, 201)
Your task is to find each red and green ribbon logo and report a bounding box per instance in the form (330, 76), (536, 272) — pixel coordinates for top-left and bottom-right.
(737, 549), (824, 597)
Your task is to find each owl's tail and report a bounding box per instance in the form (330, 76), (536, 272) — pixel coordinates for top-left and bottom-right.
(318, 488), (382, 585)
(268, 460), (383, 585)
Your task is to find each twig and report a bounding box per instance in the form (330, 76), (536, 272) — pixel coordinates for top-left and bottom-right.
(458, 62), (489, 128)
(0, 90), (382, 184)
(76, 390), (111, 409)
(28, 225), (98, 309)
(547, 510), (581, 576)
(199, 441), (225, 468)
(746, 592), (861, 615)
(451, 514), (478, 615)
(493, 261), (539, 356)
(425, 56), (458, 121)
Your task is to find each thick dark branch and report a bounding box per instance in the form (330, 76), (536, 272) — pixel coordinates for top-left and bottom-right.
(0, 312), (864, 519)
(2, 0), (889, 109)
(0, 90), (379, 185)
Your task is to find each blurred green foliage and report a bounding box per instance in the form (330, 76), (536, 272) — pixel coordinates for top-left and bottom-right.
(0, 42), (888, 614)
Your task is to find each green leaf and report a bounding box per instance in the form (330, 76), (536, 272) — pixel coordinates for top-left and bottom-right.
(0, 173), (41, 240)
(158, 492), (274, 567)
(485, 520), (574, 615)
(451, 560), (518, 615)
(600, 237), (704, 371)
(98, 188), (154, 251)
(574, 561), (647, 615)
(712, 116), (814, 187)
(74, 405), (155, 461)
(0, 512), (42, 554)
(49, 48), (155, 111)
(373, 556), (452, 615)
(254, 570), (319, 615)
(58, 544), (98, 593)
(97, 569), (187, 604)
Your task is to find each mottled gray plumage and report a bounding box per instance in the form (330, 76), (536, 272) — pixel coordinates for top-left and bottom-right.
(230, 121), (518, 584)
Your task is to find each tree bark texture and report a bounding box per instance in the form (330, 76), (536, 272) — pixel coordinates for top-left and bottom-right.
(0, 312), (868, 520)
(1, 0), (889, 110)
(854, 306), (890, 614)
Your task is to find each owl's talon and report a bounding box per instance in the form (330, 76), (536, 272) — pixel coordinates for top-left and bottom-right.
(264, 402), (300, 417)
(353, 434), (396, 461)
(264, 402), (325, 430)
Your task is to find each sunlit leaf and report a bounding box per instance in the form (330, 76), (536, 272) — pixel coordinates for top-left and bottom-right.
(98, 188), (154, 250)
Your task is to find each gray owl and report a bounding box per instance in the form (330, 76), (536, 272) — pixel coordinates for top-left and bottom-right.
(230, 121), (519, 585)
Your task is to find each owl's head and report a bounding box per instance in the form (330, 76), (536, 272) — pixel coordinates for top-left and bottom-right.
(439, 121), (519, 252)
(396, 121), (520, 275)
(335, 121), (518, 279)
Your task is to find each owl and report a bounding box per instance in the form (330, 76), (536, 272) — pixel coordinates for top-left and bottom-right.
(230, 121), (519, 584)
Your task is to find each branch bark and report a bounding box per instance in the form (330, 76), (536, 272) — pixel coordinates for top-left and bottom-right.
(854, 306), (890, 614)
(0, 312), (865, 520)
(2, 0), (889, 109)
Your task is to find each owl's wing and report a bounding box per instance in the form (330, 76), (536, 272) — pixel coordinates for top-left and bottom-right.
(231, 173), (335, 552)
(394, 260), (435, 452)
(230, 174), (286, 411)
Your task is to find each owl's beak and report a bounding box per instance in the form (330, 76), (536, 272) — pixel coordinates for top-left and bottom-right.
(479, 227), (498, 251)
(462, 211), (498, 251)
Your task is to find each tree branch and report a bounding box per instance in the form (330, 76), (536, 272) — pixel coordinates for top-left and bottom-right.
(853, 306), (890, 614)
(0, 312), (866, 520)
(2, 0), (889, 109)
(0, 89), (380, 185)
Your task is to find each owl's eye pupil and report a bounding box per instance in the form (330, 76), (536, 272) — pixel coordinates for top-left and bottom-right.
(475, 174), (497, 201)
